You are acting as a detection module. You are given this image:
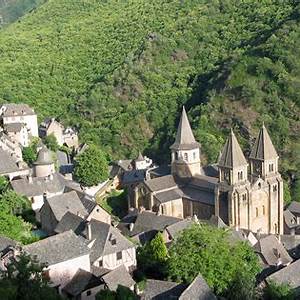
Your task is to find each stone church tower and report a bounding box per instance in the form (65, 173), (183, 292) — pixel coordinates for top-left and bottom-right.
(170, 107), (202, 178)
(216, 126), (283, 234)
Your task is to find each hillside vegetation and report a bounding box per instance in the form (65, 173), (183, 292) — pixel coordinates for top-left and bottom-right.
(0, 0), (299, 196)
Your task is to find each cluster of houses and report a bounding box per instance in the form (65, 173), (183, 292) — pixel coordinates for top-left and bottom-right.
(1, 103), (300, 299)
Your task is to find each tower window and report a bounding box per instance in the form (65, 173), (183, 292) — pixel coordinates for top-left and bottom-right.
(273, 185), (277, 192)
(269, 164), (274, 172)
(258, 182), (261, 189)
(256, 207), (259, 217)
(175, 152), (179, 160)
(184, 153), (188, 161)
(193, 152), (196, 160)
(263, 205), (265, 215)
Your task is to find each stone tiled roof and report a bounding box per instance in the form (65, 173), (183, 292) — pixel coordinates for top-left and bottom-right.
(63, 268), (103, 296)
(181, 187), (215, 206)
(283, 210), (299, 229)
(218, 129), (248, 168)
(1, 104), (35, 117)
(102, 265), (135, 291)
(46, 191), (88, 222)
(266, 259), (300, 290)
(34, 146), (53, 165)
(165, 219), (194, 239)
(11, 173), (65, 197)
(144, 175), (177, 192)
(155, 189), (182, 204)
(179, 274), (217, 300)
(254, 235), (292, 266)
(0, 236), (16, 253)
(4, 123), (24, 133)
(0, 149), (20, 175)
(54, 212), (85, 234)
(170, 106), (200, 151)
(288, 201), (300, 215)
(24, 230), (90, 266)
(250, 125), (278, 161)
(141, 279), (187, 300)
(122, 169), (146, 185)
(188, 174), (218, 191)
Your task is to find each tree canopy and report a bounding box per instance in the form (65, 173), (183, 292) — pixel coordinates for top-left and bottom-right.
(167, 224), (261, 296)
(74, 144), (109, 187)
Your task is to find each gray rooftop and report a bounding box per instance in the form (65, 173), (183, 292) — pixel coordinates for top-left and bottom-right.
(254, 235), (292, 266)
(141, 279), (187, 300)
(144, 175), (177, 192)
(179, 274), (217, 300)
(0, 236), (16, 253)
(288, 201), (300, 215)
(63, 268), (103, 296)
(122, 169), (146, 185)
(11, 173), (65, 197)
(165, 219), (194, 239)
(249, 125), (278, 161)
(1, 103), (35, 117)
(4, 123), (24, 133)
(34, 146), (53, 165)
(24, 230), (90, 266)
(170, 106), (200, 151)
(102, 265), (135, 291)
(283, 210), (299, 229)
(46, 191), (88, 222)
(54, 211), (85, 234)
(155, 188), (182, 204)
(218, 130), (248, 169)
(0, 149), (21, 175)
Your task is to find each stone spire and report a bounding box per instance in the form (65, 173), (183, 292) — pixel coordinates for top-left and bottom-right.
(170, 106), (200, 150)
(218, 129), (248, 169)
(250, 124), (278, 161)
(135, 151), (144, 162)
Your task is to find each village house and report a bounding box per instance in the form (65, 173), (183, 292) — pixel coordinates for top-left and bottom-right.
(39, 117), (79, 148)
(0, 132), (23, 160)
(131, 107), (284, 235)
(23, 230), (91, 292)
(3, 122), (29, 147)
(0, 103), (38, 137)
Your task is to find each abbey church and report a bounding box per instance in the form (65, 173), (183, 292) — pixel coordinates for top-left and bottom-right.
(130, 107), (284, 235)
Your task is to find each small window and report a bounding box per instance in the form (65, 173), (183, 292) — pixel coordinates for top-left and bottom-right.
(193, 152), (196, 160)
(98, 260), (103, 267)
(258, 183), (261, 189)
(86, 290), (92, 296)
(263, 205), (265, 215)
(273, 185), (277, 192)
(184, 153), (188, 161)
(256, 208), (259, 217)
(175, 152), (179, 160)
(116, 251), (122, 260)
(111, 239), (117, 246)
(269, 164), (274, 172)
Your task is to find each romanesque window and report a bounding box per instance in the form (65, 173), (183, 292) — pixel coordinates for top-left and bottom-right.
(193, 152), (196, 160)
(256, 207), (259, 217)
(258, 182), (261, 189)
(273, 185), (277, 192)
(116, 251), (122, 260)
(184, 153), (188, 161)
(242, 194), (246, 202)
(263, 205), (265, 215)
(175, 152), (179, 160)
(269, 164), (274, 172)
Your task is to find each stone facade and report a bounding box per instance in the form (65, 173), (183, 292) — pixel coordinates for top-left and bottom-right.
(130, 107), (284, 235)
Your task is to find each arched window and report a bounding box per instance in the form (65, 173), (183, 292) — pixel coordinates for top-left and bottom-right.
(258, 182), (261, 189)
(269, 164), (274, 172)
(256, 207), (259, 217)
(273, 185), (277, 192)
(175, 152), (179, 160)
(184, 153), (188, 161)
(262, 205), (265, 215)
(193, 152), (196, 160)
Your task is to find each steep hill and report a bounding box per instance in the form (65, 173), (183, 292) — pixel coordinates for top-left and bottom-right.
(0, 0), (299, 196)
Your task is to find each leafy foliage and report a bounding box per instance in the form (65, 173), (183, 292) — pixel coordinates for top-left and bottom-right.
(0, 252), (63, 300)
(167, 224), (261, 296)
(74, 144), (108, 187)
(96, 285), (137, 300)
(22, 137), (39, 165)
(264, 281), (295, 300)
(43, 133), (59, 152)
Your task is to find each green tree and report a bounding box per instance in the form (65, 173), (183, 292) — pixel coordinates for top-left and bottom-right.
(137, 232), (168, 278)
(167, 224), (260, 296)
(43, 134), (59, 152)
(74, 145), (108, 187)
(96, 285), (137, 300)
(22, 138), (39, 165)
(264, 281), (295, 300)
(0, 253), (63, 300)
(0, 176), (9, 194)
(284, 181), (292, 205)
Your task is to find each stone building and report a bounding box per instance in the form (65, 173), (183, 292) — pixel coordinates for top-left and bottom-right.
(130, 107), (284, 235)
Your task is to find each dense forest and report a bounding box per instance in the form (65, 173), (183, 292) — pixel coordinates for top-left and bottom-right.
(0, 0), (299, 199)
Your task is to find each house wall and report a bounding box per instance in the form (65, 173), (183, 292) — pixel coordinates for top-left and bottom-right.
(35, 163), (55, 177)
(48, 254), (90, 291)
(3, 114), (38, 137)
(0, 136), (23, 160)
(7, 126), (29, 147)
(93, 247), (136, 271)
(63, 132), (79, 148)
(87, 205), (111, 224)
(159, 199), (183, 218)
(47, 122), (64, 146)
(80, 285), (103, 300)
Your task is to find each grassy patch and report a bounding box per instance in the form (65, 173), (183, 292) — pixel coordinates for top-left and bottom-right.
(98, 189), (128, 221)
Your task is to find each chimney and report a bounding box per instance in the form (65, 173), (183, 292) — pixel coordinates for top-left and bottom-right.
(87, 222), (92, 240)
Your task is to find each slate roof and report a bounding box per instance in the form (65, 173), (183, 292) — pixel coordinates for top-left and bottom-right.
(165, 219), (194, 239)
(122, 169), (146, 185)
(155, 189), (182, 204)
(80, 219), (134, 263)
(34, 146), (53, 165)
(11, 173), (65, 197)
(4, 123), (24, 133)
(179, 274), (217, 300)
(63, 268), (103, 296)
(181, 187), (215, 206)
(283, 210), (299, 229)
(46, 191), (88, 222)
(144, 175), (177, 192)
(141, 279), (187, 300)
(0, 149), (20, 174)
(266, 259), (300, 290)
(170, 106), (200, 151)
(1, 103), (35, 116)
(102, 265), (135, 291)
(54, 212), (85, 234)
(254, 235), (292, 266)
(218, 129), (248, 168)
(249, 125), (278, 161)
(288, 201), (300, 215)
(24, 230), (90, 266)
(188, 174), (218, 191)
(0, 236), (16, 253)
(135, 152), (144, 162)
(148, 165), (171, 178)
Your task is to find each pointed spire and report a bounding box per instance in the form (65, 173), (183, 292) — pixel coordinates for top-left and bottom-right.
(250, 124), (278, 160)
(218, 129), (248, 168)
(170, 106), (200, 150)
(135, 151), (144, 162)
